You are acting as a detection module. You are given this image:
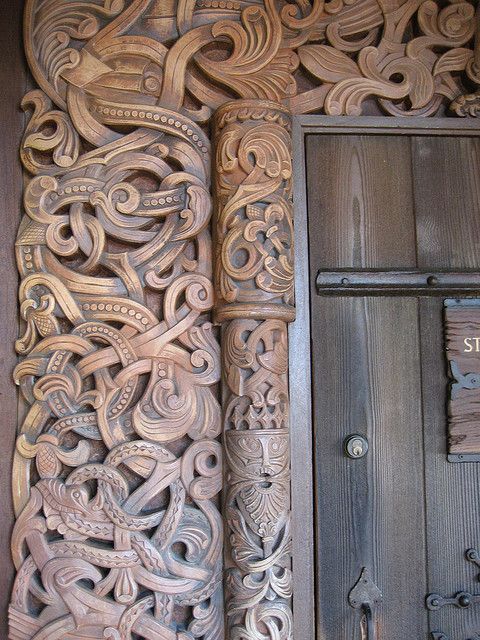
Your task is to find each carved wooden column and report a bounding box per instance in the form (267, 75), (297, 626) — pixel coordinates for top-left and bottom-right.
(213, 100), (295, 640)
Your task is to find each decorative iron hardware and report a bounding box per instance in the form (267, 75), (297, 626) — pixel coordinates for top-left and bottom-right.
(431, 632), (480, 640)
(427, 549), (480, 615)
(344, 434), (369, 459)
(427, 549), (480, 640)
(448, 454), (480, 463)
(316, 270), (480, 296)
(427, 590), (480, 611)
(466, 548), (480, 572)
(349, 568), (382, 640)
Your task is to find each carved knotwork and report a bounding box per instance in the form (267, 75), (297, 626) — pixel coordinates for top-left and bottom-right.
(214, 101), (294, 321)
(213, 100), (293, 640)
(10, 1), (480, 639)
(22, 0), (480, 121)
(451, 3), (480, 116)
(12, 2), (224, 639)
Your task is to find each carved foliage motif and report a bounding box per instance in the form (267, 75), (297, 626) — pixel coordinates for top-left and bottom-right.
(165, 0), (479, 118)
(10, 1), (480, 640)
(214, 102), (294, 320)
(213, 102), (293, 640)
(12, 2), (228, 639)
(451, 3), (480, 116)
(292, 0), (478, 117)
(23, 0), (480, 123)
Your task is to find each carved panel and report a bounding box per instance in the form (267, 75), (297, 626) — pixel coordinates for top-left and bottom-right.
(213, 100), (294, 640)
(290, 0), (479, 117)
(11, 2), (225, 639)
(8, 1), (480, 639)
(452, 3), (480, 116)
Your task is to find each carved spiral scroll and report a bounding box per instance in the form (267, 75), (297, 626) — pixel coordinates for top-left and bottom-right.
(8, 1), (480, 639)
(451, 4), (480, 117)
(213, 100), (294, 640)
(10, 3), (225, 639)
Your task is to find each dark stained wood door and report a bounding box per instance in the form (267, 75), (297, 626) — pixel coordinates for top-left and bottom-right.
(306, 133), (480, 640)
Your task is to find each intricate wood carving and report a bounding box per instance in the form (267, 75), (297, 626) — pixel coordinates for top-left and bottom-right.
(11, 3), (224, 639)
(451, 4), (480, 116)
(10, 1), (480, 639)
(213, 100), (293, 639)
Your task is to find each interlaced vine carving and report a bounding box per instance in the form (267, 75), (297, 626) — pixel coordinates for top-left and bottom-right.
(9, 1), (480, 640)
(12, 2), (225, 639)
(452, 3), (480, 115)
(214, 101), (293, 640)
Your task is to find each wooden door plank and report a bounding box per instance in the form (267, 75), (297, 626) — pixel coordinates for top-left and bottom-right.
(307, 133), (427, 639)
(307, 131), (480, 639)
(305, 134), (417, 274)
(419, 298), (480, 638)
(311, 297), (428, 640)
(412, 136), (480, 269)
(413, 137), (480, 638)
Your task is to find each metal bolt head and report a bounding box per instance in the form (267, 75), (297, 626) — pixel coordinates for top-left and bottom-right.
(458, 593), (471, 608)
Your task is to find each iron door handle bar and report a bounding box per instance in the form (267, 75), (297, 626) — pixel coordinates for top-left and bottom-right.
(360, 603), (375, 640)
(348, 568), (382, 640)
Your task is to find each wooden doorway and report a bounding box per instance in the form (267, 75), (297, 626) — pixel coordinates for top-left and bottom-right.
(290, 118), (480, 640)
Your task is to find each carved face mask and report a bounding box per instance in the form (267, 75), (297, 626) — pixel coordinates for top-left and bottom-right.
(226, 429), (289, 481)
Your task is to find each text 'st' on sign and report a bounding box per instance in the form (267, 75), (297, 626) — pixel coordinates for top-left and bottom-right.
(445, 299), (480, 461)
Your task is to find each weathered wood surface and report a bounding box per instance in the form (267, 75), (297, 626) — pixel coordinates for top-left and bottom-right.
(445, 303), (480, 455)
(0, 1), (27, 638)
(214, 100), (294, 638)
(311, 296), (428, 640)
(307, 131), (480, 640)
(307, 133), (427, 639)
(7, 1), (480, 639)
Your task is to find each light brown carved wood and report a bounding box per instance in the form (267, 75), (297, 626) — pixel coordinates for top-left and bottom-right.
(12, 3), (223, 639)
(214, 100), (294, 640)
(452, 3), (480, 116)
(8, 1), (480, 639)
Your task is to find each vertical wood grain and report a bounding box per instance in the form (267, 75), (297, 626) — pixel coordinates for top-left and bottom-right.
(305, 134), (417, 272)
(311, 296), (428, 640)
(0, 0), (27, 633)
(413, 137), (480, 638)
(419, 298), (480, 639)
(290, 120), (316, 640)
(305, 131), (480, 639)
(307, 134), (427, 639)
(413, 137), (480, 270)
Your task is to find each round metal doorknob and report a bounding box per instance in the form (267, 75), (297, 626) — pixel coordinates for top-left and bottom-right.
(344, 434), (369, 459)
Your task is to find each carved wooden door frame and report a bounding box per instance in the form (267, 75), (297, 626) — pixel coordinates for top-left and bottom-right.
(8, 3), (480, 640)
